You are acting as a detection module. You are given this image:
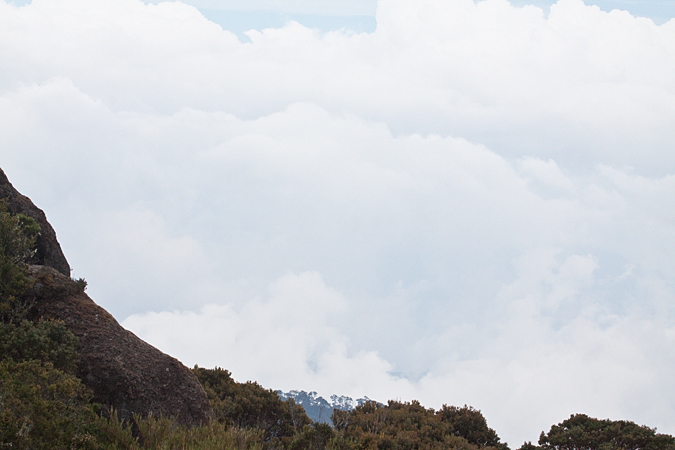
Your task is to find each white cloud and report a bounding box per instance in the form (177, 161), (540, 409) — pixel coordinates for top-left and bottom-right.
(1, 0), (675, 445)
(123, 271), (416, 400)
(168, 0), (378, 16)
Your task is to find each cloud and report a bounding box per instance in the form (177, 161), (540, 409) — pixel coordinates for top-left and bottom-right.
(173, 0), (378, 16)
(123, 271), (417, 401)
(1, 0), (675, 445)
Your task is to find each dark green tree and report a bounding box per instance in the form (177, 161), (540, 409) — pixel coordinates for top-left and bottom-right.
(332, 400), (506, 450)
(517, 442), (540, 450)
(437, 405), (508, 450)
(538, 414), (675, 450)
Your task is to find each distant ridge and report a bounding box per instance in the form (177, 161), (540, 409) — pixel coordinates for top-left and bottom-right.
(277, 390), (377, 424)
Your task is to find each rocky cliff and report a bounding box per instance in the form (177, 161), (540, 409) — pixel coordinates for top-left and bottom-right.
(1, 168), (213, 426)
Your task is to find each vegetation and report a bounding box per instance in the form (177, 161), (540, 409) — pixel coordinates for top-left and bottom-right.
(0, 359), (100, 449)
(2, 200), (675, 449)
(192, 366), (311, 442)
(0, 319), (79, 373)
(94, 412), (265, 450)
(331, 400), (506, 450)
(0, 201), (40, 323)
(0, 200), (100, 449)
(519, 414), (675, 450)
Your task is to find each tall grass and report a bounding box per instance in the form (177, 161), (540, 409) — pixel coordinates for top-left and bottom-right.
(96, 411), (265, 450)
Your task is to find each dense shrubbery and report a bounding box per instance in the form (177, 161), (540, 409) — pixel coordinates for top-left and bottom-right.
(193, 366), (312, 442)
(95, 412), (265, 450)
(331, 400), (506, 450)
(519, 414), (675, 450)
(0, 359), (100, 449)
(0, 319), (79, 373)
(0, 201), (39, 323)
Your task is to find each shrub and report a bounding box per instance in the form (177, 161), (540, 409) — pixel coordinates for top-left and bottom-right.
(0, 319), (79, 373)
(537, 414), (675, 450)
(95, 411), (265, 450)
(331, 400), (507, 450)
(0, 359), (99, 450)
(192, 366), (312, 446)
(437, 405), (508, 450)
(0, 201), (40, 323)
(75, 277), (88, 292)
(0, 201), (40, 266)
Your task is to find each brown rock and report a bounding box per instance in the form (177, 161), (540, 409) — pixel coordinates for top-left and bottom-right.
(28, 265), (214, 426)
(0, 168), (71, 276)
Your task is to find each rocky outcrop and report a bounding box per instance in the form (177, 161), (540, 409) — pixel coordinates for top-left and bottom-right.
(28, 265), (214, 426)
(0, 167), (213, 426)
(0, 168), (71, 276)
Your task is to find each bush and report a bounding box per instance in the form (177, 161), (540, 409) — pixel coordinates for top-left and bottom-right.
(437, 405), (508, 450)
(0, 201), (40, 323)
(0, 359), (99, 450)
(95, 411), (265, 450)
(331, 400), (507, 450)
(537, 414), (675, 450)
(0, 201), (40, 266)
(0, 319), (79, 373)
(192, 366), (312, 446)
(287, 423), (336, 450)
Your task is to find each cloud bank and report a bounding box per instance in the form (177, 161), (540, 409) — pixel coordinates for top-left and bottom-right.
(1, 0), (675, 445)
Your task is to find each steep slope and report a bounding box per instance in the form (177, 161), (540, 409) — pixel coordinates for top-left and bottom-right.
(28, 265), (213, 426)
(1, 167), (213, 426)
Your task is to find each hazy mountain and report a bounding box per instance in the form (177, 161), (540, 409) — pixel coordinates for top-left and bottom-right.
(277, 390), (376, 424)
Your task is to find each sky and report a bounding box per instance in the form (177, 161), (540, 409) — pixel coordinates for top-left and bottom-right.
(1, 0), (675, 446)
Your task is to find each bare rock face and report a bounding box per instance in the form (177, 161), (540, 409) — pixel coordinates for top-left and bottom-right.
(0, 168), (71, 276)
(28, 265), (214, 426)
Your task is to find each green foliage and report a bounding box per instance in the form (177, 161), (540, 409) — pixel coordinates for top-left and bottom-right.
(537, 414), (675, 450)
(0, 359), (100, 450)
(437, 405), (508, 450)
(95, 410), (139, 449)
(0, 319), (79, 373)
(0, 256), (34, 322)
(192, 366), (312, 446)
(75, 277), (88, 292)
(0, 201), (40, 323)
(331, 400), (506, 450)
(95, 410), (265, 450)
(516, 443), (539, 450)
(0, 201), (40, 266)
(287, 423), (336, 450)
